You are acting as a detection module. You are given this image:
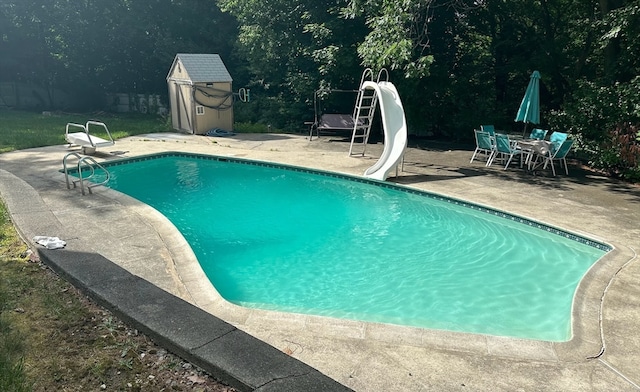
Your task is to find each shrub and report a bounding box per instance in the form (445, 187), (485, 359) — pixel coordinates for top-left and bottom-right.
(549, 77), (640, 182)
(590, 122), (640, 182)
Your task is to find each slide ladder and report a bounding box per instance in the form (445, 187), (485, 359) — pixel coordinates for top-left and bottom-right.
(63, 152), (111, 195)
(349, 69), (383, 156)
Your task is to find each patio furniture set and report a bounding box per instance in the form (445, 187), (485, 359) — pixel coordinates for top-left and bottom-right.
(470, 125), (574, 176)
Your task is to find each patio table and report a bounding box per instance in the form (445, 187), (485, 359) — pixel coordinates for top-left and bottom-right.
(517, 139), (551, 170)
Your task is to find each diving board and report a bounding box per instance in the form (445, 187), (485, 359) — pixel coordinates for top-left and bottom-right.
(65, 121), (115, 154)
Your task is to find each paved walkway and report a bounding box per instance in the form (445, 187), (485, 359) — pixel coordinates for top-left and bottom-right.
(1, 132), (639, 391)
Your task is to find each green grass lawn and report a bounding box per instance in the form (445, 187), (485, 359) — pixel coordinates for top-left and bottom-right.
(0, 109), (173, 153)
(0, 201), (234, 391)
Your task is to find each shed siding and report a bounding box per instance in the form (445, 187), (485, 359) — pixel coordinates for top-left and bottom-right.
(166, 54), (234, 134)
(193, 82), (234, 133)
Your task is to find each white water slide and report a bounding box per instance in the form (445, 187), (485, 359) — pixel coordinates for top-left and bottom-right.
(362, 81), (408, 181)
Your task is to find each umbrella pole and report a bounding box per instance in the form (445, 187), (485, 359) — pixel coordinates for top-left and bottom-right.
(522, 123), (529, 138)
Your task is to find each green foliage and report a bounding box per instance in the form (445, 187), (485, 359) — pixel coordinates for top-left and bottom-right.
(595, 2), (640, 83)
(3, 0), (640, 180)
(346, 0), (436, 78)
(220, 0), (367, 131)
(0, 204), (31, 392)
(596, 123), (640, 181)
(549, 77), (640, 181)
(0, 0), (238, 110)
(549, 77), (640, 140)
(0, 312), (30, 392)
(233, 90), (311, 131)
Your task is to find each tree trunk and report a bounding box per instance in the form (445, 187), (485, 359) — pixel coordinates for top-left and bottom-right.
(599, 0), (624, 83)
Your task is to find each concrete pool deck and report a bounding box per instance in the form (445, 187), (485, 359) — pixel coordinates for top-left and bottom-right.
(1, 132), (639, 391)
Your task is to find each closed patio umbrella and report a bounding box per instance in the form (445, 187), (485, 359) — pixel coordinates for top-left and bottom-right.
(515, 71), (541, 137)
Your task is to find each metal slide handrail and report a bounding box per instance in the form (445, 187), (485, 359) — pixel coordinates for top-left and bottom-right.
(377, 68), (389, 83)
(352, 68), (375, 121)
(349, 68), (387, 156)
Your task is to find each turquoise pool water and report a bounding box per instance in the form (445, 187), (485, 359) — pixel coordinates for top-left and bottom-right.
(96, 153), (608, 341)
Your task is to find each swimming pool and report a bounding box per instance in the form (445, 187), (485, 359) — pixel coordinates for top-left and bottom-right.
(92, 152), (609, 341)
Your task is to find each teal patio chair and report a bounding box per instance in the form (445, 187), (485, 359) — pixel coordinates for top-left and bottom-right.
(488, 133), (523, 170)
(549, 131), (568, 145)
(541, 139), (574, 176)
(470, 129), (495, 166)
(530, 138), (574, 176)
(529, 128), (548, 140)
(480, 125), (496, 137)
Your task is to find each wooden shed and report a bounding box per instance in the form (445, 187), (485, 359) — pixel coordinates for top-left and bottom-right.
(166, 53), (234, 134)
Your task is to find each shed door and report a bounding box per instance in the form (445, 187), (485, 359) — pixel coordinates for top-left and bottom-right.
(171, 82), (194, 133)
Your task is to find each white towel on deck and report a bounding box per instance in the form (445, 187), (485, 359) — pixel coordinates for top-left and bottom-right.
(33, 236), (67, 249)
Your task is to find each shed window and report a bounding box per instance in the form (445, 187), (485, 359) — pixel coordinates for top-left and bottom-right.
(196, 106), (205, 115)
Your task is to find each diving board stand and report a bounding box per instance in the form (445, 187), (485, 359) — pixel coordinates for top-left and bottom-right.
(65, 121), (115, 155)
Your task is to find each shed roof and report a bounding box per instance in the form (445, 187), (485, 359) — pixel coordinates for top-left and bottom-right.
(168, 53), (232, 83)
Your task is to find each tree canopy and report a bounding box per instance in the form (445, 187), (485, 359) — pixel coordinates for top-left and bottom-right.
(1, 0), (237, 108)
(2, 0), (639, 179)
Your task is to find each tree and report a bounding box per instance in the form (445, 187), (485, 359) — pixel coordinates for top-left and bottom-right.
(219, 0), (367, 129)
(0, 0), (238, 110)
(549, 0), (640, 180)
